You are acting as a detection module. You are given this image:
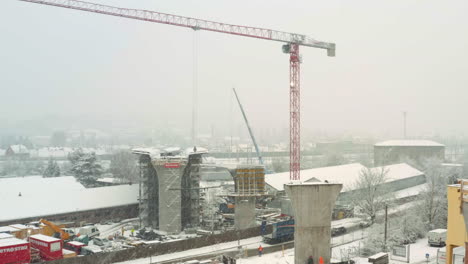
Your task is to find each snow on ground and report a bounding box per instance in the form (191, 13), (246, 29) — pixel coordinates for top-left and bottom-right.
(225, 236), (440, 264)
(116, 236), (264, 264)
(115, 225), (439, 264)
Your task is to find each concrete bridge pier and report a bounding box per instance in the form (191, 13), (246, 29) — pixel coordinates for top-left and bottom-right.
(285, 183), (342, 264)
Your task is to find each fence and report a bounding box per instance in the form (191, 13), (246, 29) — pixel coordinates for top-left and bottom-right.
(49, 225), (271, 264)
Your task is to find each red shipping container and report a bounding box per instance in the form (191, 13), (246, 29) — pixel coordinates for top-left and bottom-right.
(0, 238), (30, 264)
(29, 234), (63, 261)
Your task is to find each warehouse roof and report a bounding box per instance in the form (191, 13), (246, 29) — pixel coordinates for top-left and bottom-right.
(265, 163), (424, 192)
(265, 163), (366, 192)
(374, 140), (444, 147)
(0, 176), (138, 222)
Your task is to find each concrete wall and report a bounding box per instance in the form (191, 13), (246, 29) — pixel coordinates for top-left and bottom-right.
(286, 183), (342, 264)
(0, 204), (138, 227)
(374, 145), (445, 166)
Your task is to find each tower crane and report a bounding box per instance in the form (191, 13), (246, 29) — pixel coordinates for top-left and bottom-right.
(18, 0), (336, 180)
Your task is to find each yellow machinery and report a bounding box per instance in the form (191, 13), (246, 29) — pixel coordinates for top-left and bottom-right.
(39, 219), (72, 240)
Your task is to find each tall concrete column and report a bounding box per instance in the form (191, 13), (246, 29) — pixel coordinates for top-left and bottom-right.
(234, 196), (256, 230)
(285, 183), (342, 264)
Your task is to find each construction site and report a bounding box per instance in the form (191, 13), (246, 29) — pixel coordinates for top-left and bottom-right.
(2, 0), (468, 264)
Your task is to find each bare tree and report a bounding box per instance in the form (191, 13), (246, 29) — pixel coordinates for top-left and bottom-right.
(110, 151), (138, 182)
(417, 158), (448, 229)
(350, 167), (390, 223)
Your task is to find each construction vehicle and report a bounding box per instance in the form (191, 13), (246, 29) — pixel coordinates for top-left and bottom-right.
(73, 235), (90, 245)
(233, 88), (264, 166)
(39, 219), (74, 240)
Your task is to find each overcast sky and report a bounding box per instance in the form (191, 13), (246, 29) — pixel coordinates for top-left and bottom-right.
(1, 0), (467, 139)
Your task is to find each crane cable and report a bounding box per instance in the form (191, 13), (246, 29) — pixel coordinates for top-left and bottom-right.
(192, 30), (199, 147)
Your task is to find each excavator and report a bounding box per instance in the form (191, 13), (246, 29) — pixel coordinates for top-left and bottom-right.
(39, 219), (75, 240)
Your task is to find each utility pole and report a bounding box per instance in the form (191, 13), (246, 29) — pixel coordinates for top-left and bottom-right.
(384, 204), (388, 251)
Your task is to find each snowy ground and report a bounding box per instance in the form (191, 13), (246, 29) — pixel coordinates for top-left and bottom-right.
(115, 227), (440, 264)
(203, 237), (440, 264)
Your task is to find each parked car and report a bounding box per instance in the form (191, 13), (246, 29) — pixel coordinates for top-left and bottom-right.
(331, 226), (347, 237)
(92, 237), (111, 249)
(359, 219), (372, 228)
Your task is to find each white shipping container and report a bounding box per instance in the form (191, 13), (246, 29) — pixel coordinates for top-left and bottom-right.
(437, 248), (446, 264)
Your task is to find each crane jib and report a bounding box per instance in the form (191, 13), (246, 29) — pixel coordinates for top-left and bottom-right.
(18, 0), (334, 51)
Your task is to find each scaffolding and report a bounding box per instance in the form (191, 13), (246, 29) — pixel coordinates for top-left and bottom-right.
(134, 148), (204, 234)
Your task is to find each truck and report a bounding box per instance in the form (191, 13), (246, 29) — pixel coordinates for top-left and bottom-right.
(29, 234), (63, 261)
(78, 225), (100, 238)
(263, 218), (348, 244)
(64, 241), (86, 255)
(0, 237), (31, 264)
(428, 229), (447, 247)
(263, 218), (295, 244)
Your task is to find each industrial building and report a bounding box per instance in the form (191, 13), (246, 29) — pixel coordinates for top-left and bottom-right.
(0, 176), (139, 226)
(265, 163), (424, 196)
(265, 163), (426, 214)
(374, 140), (445, 166)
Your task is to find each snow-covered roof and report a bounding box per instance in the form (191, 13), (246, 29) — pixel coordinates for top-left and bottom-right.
(96, 177), (120, 184)
(265, 163), (366, 192)
(0, 237), (28, 247)
(0, 233), (13, 239)
(0, 176), (138, 222)
(8, 145), (29, 154)
(393, 183), (427, 199)
(34, 147), (74, 158)
(0, 226), (18, 233)
(371, 163), (424, 182)
(9, 224), (28, 230)
(67, 241), (85, 246)
(30, 234), (61, 242)
(266, 163), (424, 192)
(374, 140), (444, 147)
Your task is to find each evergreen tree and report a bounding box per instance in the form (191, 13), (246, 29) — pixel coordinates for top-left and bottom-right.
(43, 158), (61, 177)
(68, 149), (102, 186)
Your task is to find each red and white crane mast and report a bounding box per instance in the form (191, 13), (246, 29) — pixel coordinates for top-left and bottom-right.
(18, 0), (336, 181)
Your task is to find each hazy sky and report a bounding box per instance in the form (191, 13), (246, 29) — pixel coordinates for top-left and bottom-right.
(1, 0), (468, 138)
